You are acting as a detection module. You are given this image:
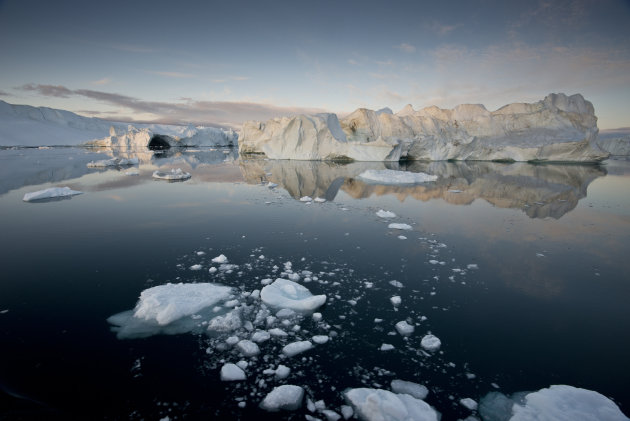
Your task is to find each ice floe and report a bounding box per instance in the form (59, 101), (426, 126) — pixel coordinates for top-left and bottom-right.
(420, 334), (441, 351)
(152, 168), (191, 181)
(236, 339), (260, 357)
(376, 209), (397, 218)
(282, 340), (313, 357)
(359, 169), (438, 184)
(260, 385), (305, 412)
(220, 363), (246, 381)
(388, 223), (412, 231)
(344, 388), (439, 421)
(260, 278), (326, 312)
(395, 321), (415, 336)
(23, 186), (83, 202)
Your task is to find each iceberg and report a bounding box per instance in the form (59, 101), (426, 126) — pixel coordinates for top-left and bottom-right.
(344, 388), (440, 421)
(22, 186), (83, 202)
(238, 94), (608, 162)
(152, 168), (191, 181)
(260, 278), (326, 312)
(220, 363), (246, 381)
(260, 385), (305, 412)
(479, 385), (630, 421)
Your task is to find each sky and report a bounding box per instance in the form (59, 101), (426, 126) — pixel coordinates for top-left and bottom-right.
(0, 0), (629, 129)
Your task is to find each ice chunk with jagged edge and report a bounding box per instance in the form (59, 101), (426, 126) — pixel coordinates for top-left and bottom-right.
(282, 340), (313, 357)
(376, 209), (397, 218)
(391, 380), (429, 400)
(23, 186), (83, 202)
(395, 321), (415, 336)
(388, 223), (412, 230)
(260, 278), (326, 312)
(260, 385), (305, 412)
(420, 334), (441, 351)
(344, 388), (439, 421)
(236, 339), (260, 357)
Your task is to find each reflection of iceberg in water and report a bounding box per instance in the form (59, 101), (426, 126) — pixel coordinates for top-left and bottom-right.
(239, 159), (606, 219)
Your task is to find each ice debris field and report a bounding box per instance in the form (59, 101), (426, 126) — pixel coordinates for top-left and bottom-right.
(105, 204), (628, 421)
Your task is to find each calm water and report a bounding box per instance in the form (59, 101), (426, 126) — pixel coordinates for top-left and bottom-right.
(1, 147), (629, 420)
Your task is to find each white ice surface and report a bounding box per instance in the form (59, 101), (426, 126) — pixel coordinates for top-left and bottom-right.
(344, 388), (439, 421)
(388, 223), (412, 231)
(376, 209), (397, 218)
(260, 278), (326, 312)
(23, 186), (83, 202)
(212, 254), (228, 263)
(359, 169), (438, 184)
(260, 385), (305, 412)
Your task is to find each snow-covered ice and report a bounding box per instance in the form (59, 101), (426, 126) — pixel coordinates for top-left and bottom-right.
(390, 296), (402, 306)
(282, 340), (313, 357)
(236, 339), (260, 357)
(391, 380), (429, 400)
(212, 254), (228, 263)
(344, 388), (440, 421)
(152, 168), (191, 180)
(260, 385), (304, 412)
(260, 278), (326, 312)
(220, 363), (246, 381)
(360, 169), (438, 184)
(388, 223), (412, 231)
(23, 186), (83, 202)
(376, 209), (397, 218)
(420, 334), (441, 351)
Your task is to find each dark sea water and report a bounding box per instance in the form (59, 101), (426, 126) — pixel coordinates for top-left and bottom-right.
(1, 147), (629, 420)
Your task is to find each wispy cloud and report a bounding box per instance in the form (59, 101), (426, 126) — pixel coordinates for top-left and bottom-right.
(15, 84), (327, 128)
(91, 77), (111, 86)
(395, 43), (416, 53)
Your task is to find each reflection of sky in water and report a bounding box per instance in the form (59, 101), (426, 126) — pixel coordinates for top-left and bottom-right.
(1, 149), (629, 419)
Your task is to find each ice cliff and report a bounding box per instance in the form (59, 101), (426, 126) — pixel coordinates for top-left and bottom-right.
(239, 93), (608, 162)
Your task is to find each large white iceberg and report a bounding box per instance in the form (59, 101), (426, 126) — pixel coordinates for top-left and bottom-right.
(239, 93), (608, 162)
(260, 278), (326, 312)
(23, 186), (83, 202)
(479, 385), (629, 421)
(344, 388), (440, 421)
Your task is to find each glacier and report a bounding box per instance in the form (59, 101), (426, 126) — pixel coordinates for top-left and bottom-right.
(238, 93), (609, 162)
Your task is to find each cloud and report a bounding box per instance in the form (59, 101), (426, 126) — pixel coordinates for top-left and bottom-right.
(15, 84), (327, 128)
(91, 77), (111, 86)
(395, 43), (416, 53)
(147, 71), (197, 79)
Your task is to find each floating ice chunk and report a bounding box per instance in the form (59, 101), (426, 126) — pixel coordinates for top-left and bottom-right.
(275, 364), (291, 380)
(359, 169), (438, 184)
(395, 321), (415, 336)
(380, 343), (395, 351)
(260, 385), (304, 412)
(429, 260), (439, 265)
(236, 339), (260, 357)
(460, 398), (478, 411)
(312, 312), (323, 322)
(312, 335), (329, 344)
(276, 308), (296, 318)
(376, 209), (397, 218)
(467, 264), (478, 270)
(251, 330), (271, 343)
(322, 409), (342, 421)
(133, 283), (232, 326)
(23, 186), (83, 202)
(220, 363), (246, 381)
(189, 264), (202, 271)
(268, 328), (288, 337)
(282, 340), (313, 357)
(152, 168), (191, 180)
(388, 223), (413, 230)
(420, 334), (442, 351)
(209, 267), (217, 274)
(196, 251), (206, 256)
(261, 279), (326, 312)
(341, 405), (354, 419)
(87, 157), (139, 167)
(208, 309), (242, 332)
(125, 170), (140, 176)
(344, 388), (439, 421)
(391, 380), (429, 400)
(212, 254), (228, 263)
(398, 235), (407, 240)
(390, 296), (402, 306)
(300, 196), (313, 202)
(389, 280), (404, 288)
(314, 197), (326, 203)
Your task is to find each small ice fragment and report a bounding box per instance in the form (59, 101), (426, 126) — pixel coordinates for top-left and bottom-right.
(236, 340), (260, 357)
(251, 331), (271, 343)
(398, 235), (407, 240)
(388, 223), (413, 231)
(420, 334), (441, 351)
(429, 260), (439, 265)
(374, 318), (383, 323)
(282, 341), (313, 357)
(376, 210), (397, 218)
(390, 296), (401, 306)
(189, 264), (202, 270)
(467, 264), (478, 270)
(236, 360), (248, 370)
(23, 186), (83, 202)
(275, 364), (291, 380)
(259, 385), (304, 412)
(125, 170), (140, 176)
(312, 335), (329, 344)
(322, 409), (341, 421)
(380, 343), (395, 351)
(226, 336), (240, 346)
(196, 251), (205, 256)
(340, 405), (354, 419)
(460, 398), (478, 411)
(212, 254), (228, 263)
(220, 363), (246, 381)
(314, 197), (326, 203)
(300, 196), (313, 202)
(389, 280), (404, 288)
(312, 312), (322, 322)
(395, 321), (415, 336)
(390, 380), (429, 400)
(268, 328), (288, 337)
(536, 253), (545, 257)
